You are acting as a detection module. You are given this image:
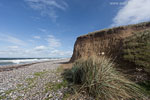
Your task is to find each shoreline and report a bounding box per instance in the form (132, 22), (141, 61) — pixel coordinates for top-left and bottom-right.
(0, 59), (68, 72)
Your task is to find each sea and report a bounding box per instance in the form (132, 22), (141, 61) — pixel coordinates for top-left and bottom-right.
(0, 58), (60, 66)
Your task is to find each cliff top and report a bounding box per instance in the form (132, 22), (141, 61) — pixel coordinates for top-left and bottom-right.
(79, 21), (150, 38)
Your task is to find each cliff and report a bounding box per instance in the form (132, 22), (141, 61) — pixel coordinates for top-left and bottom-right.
(70, 22), (150, 62)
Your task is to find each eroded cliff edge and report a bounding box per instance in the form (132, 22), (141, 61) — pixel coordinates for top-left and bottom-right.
(70, 22), (150, 63)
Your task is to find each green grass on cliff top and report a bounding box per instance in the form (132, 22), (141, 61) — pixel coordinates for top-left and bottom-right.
(122, 30), (150, 73)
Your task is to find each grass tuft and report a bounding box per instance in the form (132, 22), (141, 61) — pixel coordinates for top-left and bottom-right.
(44, 80), (68, 93)
(138, 81), (150, 95)
(34, 71), (48, 77)
(63, 56), (147, 100)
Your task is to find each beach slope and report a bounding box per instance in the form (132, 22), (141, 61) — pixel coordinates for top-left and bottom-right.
(0, 59), (69, 100)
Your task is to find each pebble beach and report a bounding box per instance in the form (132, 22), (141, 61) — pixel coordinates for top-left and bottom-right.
(0, 59), (69, 100)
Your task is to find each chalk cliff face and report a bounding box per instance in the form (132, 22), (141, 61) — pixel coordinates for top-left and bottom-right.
(70, 22), (150, 62)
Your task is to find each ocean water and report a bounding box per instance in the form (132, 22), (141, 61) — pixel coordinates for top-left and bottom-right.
(0, 58), (57, 66)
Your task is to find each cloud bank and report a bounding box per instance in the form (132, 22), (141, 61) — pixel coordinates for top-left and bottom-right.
(0, 34), (26, 46)
(112, 0), (150, 26)
(0, 33), (72, 57)
(46, 35), (61, 48)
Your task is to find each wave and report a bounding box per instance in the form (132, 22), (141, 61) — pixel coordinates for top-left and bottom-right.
(0, 58), (51, 64)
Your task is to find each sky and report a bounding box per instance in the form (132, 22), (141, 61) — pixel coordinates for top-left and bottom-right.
(0, 0), (150, 58)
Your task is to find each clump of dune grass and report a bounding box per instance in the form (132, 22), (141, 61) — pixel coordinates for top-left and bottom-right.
(63, 56), (146, 100)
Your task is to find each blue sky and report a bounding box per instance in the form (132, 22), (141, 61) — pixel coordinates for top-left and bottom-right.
(0, 0), (150, 58)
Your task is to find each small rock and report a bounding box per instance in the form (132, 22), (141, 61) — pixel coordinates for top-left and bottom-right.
(49, 93), (53, 98)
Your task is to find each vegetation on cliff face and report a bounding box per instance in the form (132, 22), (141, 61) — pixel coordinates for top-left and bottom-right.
(122, 30), (150, 73)
(64, 56), (146, 100)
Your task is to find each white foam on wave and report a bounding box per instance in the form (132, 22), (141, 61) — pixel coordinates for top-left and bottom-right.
(0, 59), (51, 64)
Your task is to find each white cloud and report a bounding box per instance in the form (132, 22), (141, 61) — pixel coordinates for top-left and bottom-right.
(46, 35), (61, 48)
(112, 0), (150, 26)
(8, 46), (19, 49)
(25, 0), (68, 21)
(33, 36), (41, 39)
(0, 33), (71, 57)
(34, 45), (46, 51)
(0, 47), (72, 57)
(50, 49), (72, 57)
(0, 44), (72, 57)
(0, 34), (26, 45)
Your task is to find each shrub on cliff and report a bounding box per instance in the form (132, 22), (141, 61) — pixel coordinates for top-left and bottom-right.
(63, 56), (146, 100)
(122, 30), (150, 73)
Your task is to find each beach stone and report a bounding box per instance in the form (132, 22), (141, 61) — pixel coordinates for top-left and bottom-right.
(0, 59), (69, 100)
(49, 93), (53, 98)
